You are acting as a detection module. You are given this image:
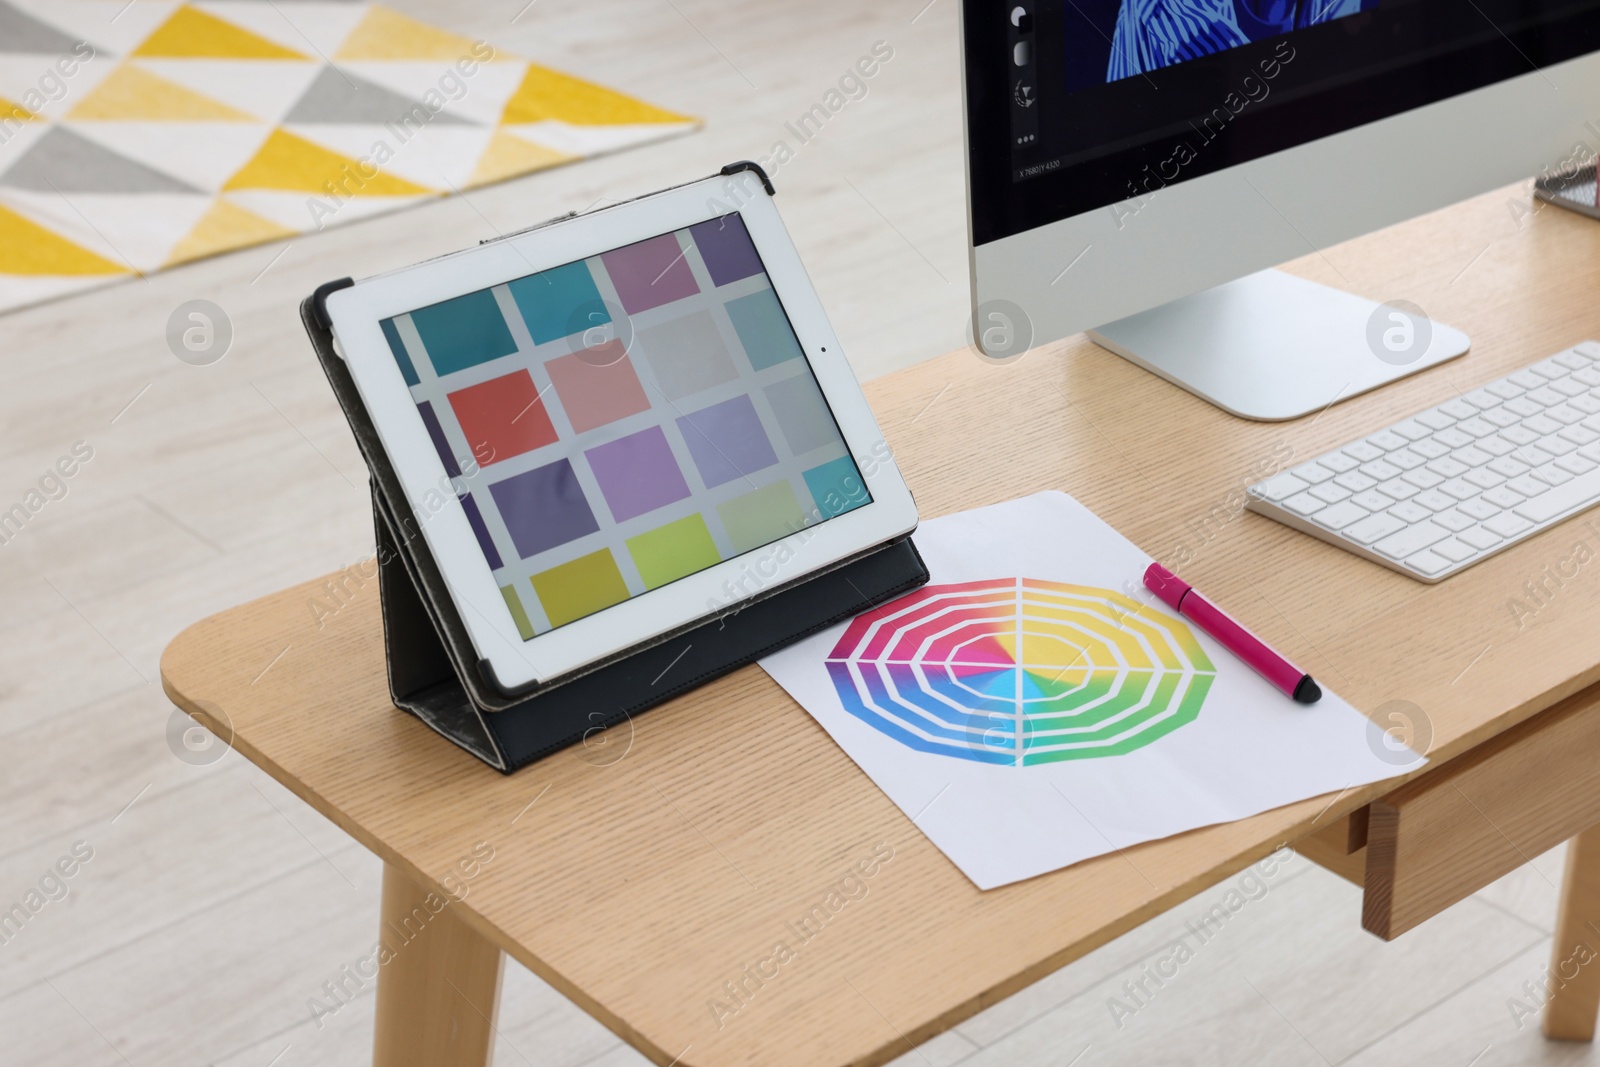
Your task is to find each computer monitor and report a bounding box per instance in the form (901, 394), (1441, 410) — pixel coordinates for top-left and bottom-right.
(962, 0), (1600, 419)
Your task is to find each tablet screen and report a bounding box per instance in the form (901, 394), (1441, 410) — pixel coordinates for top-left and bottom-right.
(379, 213), (871, 638)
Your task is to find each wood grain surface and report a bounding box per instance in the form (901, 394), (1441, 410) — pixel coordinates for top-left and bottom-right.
(1363, 685), (1600, 940)
(162, 184), (1600, 1067)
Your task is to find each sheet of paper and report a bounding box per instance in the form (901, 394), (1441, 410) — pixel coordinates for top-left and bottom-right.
(759, 491), (1418, 890)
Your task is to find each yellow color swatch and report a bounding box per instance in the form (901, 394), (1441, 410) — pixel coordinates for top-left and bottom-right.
(135, 6), (308, 60)
(531, 549), (630, 628)
(224, 129), (432, 195)
(166, 198), (295, 265)
(335, 6), (488, 61)
(0, 96), (34, 124)
(502, 63), (691, 126)
(468, 131), (573, 186)
(70, 64), (256, 121)
(0, 206), (126, 276)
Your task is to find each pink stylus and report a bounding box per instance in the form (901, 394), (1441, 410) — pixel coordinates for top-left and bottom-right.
(1142, 562), (1321, 704)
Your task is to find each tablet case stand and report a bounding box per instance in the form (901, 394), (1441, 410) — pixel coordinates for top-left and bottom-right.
(302, 171), (928, 773)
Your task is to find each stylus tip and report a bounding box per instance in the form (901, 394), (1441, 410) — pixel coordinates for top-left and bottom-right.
(1293, 675), (1322, 704)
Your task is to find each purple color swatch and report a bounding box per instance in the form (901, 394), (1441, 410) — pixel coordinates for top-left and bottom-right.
(600, 234), (700, 314)
(676, 395), (779, 489)
(488, 458), (600, 558)
(458, 492), (503, 569)
(585, 425), (691, 521)
(689, 214), (764, 287)
(417, 400), (461, 478)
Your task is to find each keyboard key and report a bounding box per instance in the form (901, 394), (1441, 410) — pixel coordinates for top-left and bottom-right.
(1488, 456), (1530, 478)
(1582, 442), (1600, 463)
(1335, 470), (1376, 492)
(1377, 477), (1419, 500)
(1342, 441), (1385, 463)
(1512, 445), (1554, 467)
(1425, 456), (1468, 478)
(1404, 550), (1451, 576)
(1375, 520), (1449, 559)
(1434, 428), (1473, 448)
(1458, 417), (1496, 437)
(1253, 473), (1309, 501)
(1532, 357), (1569, 379)
(1391, 419), (1431, 440)
(1509, 369), (1547, 390)
(1584, 412), (1600, 434)
(1345, 512), (1407, 545)
(1561, 424), (1600, 445)
(1504, 397), (1543, 417)
(1458, 497), (1502, 520)
(1552, 378), (1589, 397)
(1439, 399), (1478, 420)
(1524, 414), (1563, 435)
(1387, 448), (1426, 470)
(1483, 486), (1525, 509)
(1438, 478), (1479, 500)
(1507, 474), (1549, 498)
(1485, 512), (1534, 537)
(1311, 500), (1370, 531)
(1311, 482), (1352, 503)
(1291, 461), (1335, 484)
(1514, 467), (1600, 523)
(1575, 367), (1600, 387)
(1463, 468), (1504, 490)
(1433, 538), (1476, 562)
(1318, 451), (1359, 473)
(1361, 459), (1402, 481)
(1410, 437), (1450, 459)
(1388, 500), (1433, 523)
(1283, 491), (1326, 516)
(1528, 386), (1567, 407)
(1415, 409), (1456, 430)
(1452, 445), (1493, 467)
(1434, 507), (1476, 531)
(1458, 525), (1503, 549)
(1478, 435), (1516, 456)
(1368, 429), (1410, 451)
(1464, 388), (1501, 409)
(1543, 435), (1578, 456)
(1557, 453), (1598, 476)
(1481, 407), (1521, 428)
(1578, 341), (1600, 358)
(1401, 468), (1444, 490)
(1557, 349), (1593, 369)
(1534, 463), (1573, 486)
(1576, 394), (1600, 415)
(1487, 380), (1526, 399)
(1414, 488), (1457, 511)
(1500, 425), (1540, 446)
(1352, 489), (1393, 511)
(1548, 404), (1586, 425)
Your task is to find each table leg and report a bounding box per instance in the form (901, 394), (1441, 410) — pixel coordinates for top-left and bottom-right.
(1545, 825), (1600, 1041)
(373, 862), (504, 1066)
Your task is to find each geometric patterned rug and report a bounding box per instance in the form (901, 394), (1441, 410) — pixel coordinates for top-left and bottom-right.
(0, 1), (698, 313)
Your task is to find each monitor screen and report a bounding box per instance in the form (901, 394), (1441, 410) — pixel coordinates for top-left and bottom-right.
(379, 213), (868, 638)
(967, 0), (1600, 243)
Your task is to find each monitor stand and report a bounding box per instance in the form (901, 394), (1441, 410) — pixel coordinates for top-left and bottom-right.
(1086, 269), (1470, 422)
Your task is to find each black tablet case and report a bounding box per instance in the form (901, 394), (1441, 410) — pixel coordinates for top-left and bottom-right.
(301, 194), (928, 772)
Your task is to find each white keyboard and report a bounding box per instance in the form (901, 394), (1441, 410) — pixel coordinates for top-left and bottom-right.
(1247, 340), (1600, 582)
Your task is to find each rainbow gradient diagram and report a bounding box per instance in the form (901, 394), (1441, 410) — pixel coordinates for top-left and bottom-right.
(825, 578), (1216, 766)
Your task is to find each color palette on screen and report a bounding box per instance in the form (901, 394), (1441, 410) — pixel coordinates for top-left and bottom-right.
(380, 213), (869, 638)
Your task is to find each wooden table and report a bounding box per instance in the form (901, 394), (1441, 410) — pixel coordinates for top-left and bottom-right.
(162, 185), (1600, 1067)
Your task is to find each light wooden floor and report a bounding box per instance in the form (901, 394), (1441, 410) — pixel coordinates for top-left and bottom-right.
(1, 1), (1595, 1064)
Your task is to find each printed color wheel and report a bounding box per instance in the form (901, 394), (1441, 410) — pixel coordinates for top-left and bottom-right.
(825, 578), (1216, 765)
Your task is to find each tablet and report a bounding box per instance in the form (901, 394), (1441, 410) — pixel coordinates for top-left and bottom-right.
(324, 170), (919, 692)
